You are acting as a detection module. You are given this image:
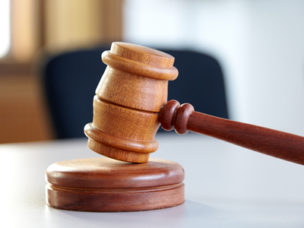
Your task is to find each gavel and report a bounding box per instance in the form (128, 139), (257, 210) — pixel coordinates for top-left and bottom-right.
(46, 42), (304, 212)
(84, 42), (304, 165)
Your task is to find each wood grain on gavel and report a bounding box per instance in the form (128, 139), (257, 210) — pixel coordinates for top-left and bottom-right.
(84, 42), (178, 163)
(85, 42), (304, 165)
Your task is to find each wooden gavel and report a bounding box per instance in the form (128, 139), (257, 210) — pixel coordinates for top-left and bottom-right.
(84, 42), (304, 165)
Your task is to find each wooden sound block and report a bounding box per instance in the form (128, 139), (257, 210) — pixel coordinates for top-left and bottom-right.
(46, 157), (185, 212)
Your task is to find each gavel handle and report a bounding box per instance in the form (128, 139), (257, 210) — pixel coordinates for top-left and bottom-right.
(159, 100), (304, 165)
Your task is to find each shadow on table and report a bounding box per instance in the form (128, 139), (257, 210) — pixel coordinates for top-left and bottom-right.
(44, 200), (223, 227)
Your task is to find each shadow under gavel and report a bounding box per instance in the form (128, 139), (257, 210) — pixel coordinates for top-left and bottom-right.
(85, 42), (304, 165)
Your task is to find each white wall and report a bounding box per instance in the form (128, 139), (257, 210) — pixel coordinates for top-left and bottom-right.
(124, 0), (304, 134)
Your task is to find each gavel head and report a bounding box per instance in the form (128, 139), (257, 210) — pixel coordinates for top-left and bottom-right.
(84, 42), (178, 163)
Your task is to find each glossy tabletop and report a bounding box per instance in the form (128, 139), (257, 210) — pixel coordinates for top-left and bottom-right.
(1, 134), (304, 227)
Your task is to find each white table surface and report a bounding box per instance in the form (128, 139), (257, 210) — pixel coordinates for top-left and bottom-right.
(1, 134), (304, 228)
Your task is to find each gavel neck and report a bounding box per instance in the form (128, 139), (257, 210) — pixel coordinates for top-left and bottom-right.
(159, 100), (194, 134)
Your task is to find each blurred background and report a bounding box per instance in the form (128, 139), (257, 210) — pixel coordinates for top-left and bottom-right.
(1, 0), (304, 143)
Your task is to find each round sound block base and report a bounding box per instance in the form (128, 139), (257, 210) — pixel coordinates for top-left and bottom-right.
(46, 157), (184, 212)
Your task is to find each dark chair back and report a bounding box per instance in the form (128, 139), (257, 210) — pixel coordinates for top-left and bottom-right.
(42, 46), (228, 139)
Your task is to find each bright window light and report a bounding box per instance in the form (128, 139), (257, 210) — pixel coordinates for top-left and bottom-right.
(0, 0), (10, 57)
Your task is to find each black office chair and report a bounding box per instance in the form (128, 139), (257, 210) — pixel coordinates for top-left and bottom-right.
(41, 46), (229, 139)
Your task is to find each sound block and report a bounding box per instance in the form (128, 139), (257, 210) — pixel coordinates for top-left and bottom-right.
(46, 157), (184, 212)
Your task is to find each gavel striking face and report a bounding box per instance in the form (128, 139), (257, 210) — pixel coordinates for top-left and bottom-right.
(85, 42), (304, 165)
